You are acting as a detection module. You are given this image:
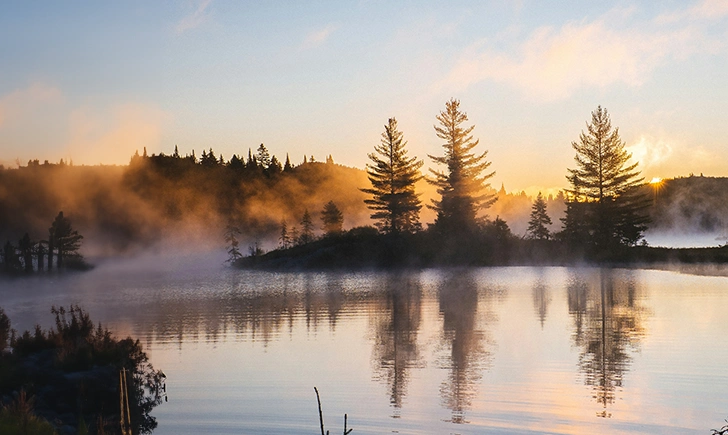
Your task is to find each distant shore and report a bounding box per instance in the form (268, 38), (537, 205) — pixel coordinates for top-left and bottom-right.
(235, 229), (728, 271)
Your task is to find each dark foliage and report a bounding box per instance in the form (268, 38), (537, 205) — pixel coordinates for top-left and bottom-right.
(1, 211), (89, 276)
(320, 201), (344, 236)
(526, 192), (552, 241)
(0, 308), (9, 352)
(562, 106), (650, 250)
(362, 118), (423, 234)
(0, 150), (370, 256)
(428, 99), (496, 235)
(0, 306), (166, 435)
(712, 418), (728, 435)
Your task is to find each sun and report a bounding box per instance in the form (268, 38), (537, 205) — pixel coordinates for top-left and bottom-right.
(649, 177), (662, 184)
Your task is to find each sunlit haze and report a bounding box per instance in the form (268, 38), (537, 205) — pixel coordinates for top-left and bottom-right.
(2, 1), (728, 194)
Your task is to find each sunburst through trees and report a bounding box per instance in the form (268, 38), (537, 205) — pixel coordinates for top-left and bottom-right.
(563, 106), (650, 250)
(428, 99), (496, 235)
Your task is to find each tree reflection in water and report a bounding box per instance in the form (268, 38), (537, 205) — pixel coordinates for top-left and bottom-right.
(370, 272), (424, 416)
(437, 271), (497, 424)
(532, 274), (552, 328)
(568, 269), (647, 418)
(325, 273), (345, 331)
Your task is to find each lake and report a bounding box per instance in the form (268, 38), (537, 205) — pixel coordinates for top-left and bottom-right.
(1, 258), (727, 434)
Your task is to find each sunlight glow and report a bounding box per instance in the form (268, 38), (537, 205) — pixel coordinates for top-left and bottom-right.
(650, 177), (662, 184)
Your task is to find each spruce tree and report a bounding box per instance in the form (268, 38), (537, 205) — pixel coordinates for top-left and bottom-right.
(278, 219), (291, 249)
(428, 99), (496, 233)
(224, 224), (242, 262)
(18, 233), (34, 272)
(320, 201), (344, 236)
(51, 211), (83, 268)
(362, 117), (423, 233)
(256, 144), (271, 169)
(267, 155), (282, 176)
(290, 226), (300, 247)
(299, 209), (314, 244)
(526, 192), (552, 240)
(558, 197), (590, 246)
(564, 106), (650, 247)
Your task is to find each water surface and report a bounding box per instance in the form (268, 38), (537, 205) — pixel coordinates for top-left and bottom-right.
(2, 262), (727, 434)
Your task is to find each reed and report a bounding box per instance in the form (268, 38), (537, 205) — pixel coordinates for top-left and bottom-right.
(314, 387), (353, 435)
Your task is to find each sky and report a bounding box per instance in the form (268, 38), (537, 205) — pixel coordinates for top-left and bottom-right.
(1, 0), (727, 195)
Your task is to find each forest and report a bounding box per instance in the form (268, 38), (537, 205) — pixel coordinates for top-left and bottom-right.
(1, 101), (728, 273)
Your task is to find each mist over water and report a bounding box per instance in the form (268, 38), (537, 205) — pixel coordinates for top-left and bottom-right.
(2, 266), (727, 434)
(643, 231), (727, 248)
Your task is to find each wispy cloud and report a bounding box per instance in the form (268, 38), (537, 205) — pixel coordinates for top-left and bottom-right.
(176, 0), (212, 34)
(440, 1), (726, 101)
(301, 24), (338, 50)
(627, 135), (675, 170)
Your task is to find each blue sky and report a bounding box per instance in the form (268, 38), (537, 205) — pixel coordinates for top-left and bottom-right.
(2, 0), (727, 194)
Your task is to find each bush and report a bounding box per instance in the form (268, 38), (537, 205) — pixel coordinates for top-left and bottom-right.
(1, 305), (166, 434)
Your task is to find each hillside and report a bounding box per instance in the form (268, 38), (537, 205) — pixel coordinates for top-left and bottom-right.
(3, 155), (727, 260)
(0, 153), (373, 257)
(648, 175), (728, 234)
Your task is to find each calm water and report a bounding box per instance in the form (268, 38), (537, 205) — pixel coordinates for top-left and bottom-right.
(2, 259), (728, 434)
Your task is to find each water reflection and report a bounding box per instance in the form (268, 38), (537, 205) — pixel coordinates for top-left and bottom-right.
(437, 271), (497, 424)
(370, 273), (424, 416)
(136, 278), (353, 347)
(325, 274), (345, 330)
(5, 267), (728, 434)
(568, 269), (647, 417)
(532, 274), (551, 328)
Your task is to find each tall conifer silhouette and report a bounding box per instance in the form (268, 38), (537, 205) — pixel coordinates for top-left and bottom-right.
(428, 99), (495, 233)
(362, 118), (423, 233)
(564, 106), (649, 247)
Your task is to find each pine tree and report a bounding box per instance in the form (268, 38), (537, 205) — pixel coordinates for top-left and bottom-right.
(564, 106), (650, 247)
(267, 155), (282, 176)
(256, 144), (271, 169)
(246, 149), (258, 170)
(224, 224), (242, 263)
(526, 192), (552, 240)
(290, 226), (300, 246)
(200, 148), (218, 167)
(18, 233), (34, 273)
(279, 219), (291, 249)
(36, 241), (46, 272)
(284, 154), (293, 172)
(299, 209), (314, 244)
(229, 154), (244, 171)
(558, 196), (590, 245)
(51, 211), (83, 268)
(320, 201), (344, 236)
(362, 117), (423, 233)
(428, 99), (496, 233)
(2, 241), (21, 273)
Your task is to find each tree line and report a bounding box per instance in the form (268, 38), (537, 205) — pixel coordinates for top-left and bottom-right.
(0, 98), (654, 270)
(248, 99), (651, 266)
(2, 211), (85, 274)
(360, 100), (648, 252)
